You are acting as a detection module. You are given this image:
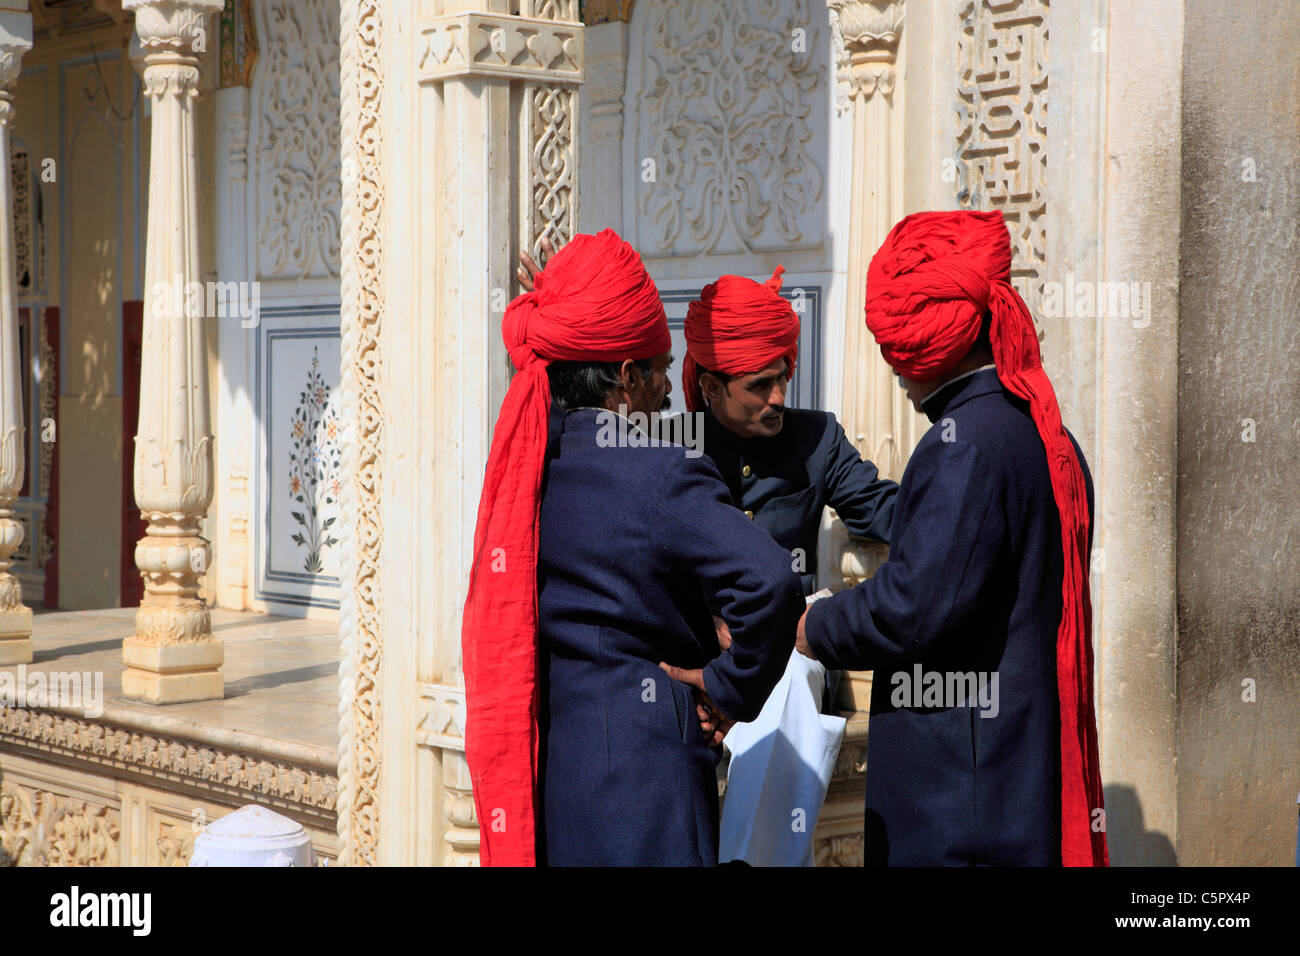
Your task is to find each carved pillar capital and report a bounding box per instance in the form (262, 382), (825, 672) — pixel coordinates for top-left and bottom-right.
(0, 10), (32, 91)
(828, 0), (903, 104)
(0, 6), (33, 662)
(124, 0), (223, 53)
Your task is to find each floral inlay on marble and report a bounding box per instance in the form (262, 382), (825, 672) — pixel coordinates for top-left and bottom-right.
(288, 347), (341, 573)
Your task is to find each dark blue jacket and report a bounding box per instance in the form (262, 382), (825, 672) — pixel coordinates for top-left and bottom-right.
(536, 405), (805, 866)
(804, 369), (1094, 866)
(696, 408), (898, 594)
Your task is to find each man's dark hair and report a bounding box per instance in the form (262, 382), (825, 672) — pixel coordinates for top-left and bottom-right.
(971, 311), (995, 358)
(548, 358), (653, 411)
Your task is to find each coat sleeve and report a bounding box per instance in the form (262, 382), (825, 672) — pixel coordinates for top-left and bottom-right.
(652, 456), (805, 723)
(803, 437), (1004, 671)
(822, 413), (899, 545)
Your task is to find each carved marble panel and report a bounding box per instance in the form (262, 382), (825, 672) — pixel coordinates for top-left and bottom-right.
(956, 0), (1049, 326)
(254, 306), (343, 609)
(626, 0), (828, 259)
(0, 779), (120, 867)
(253, 0), (341, 280)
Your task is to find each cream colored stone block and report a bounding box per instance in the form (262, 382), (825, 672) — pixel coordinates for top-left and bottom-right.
(122, 634), (224, 703)
(0, 632), (31, 665)
(121, 666), (224, 705)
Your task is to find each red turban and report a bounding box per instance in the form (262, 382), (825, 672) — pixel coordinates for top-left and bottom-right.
(682, 266), (799, 413)
(866, 210), (1109, 867)
(461, 229), (668, 867)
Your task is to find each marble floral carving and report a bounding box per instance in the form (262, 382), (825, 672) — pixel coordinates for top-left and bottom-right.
(256, 0), (341, 279)
(633, 0), (825, 255)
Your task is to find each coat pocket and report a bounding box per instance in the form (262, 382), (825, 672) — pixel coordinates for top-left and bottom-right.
(667, 672), (692, 744)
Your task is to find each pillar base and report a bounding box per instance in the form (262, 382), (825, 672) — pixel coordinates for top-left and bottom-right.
(0, 606), (33, 664)
(0, 635), (32, 665)
(122, 636), (224, 704)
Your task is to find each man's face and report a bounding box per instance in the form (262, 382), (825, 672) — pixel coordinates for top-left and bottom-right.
(703, 358), (789, 439)
(621, 351), (674, 417)
(898, 372), (932, 414)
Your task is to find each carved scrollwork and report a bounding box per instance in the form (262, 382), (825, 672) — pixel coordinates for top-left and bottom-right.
(525, 84), (577, 257)
(337, 0), (384, 868)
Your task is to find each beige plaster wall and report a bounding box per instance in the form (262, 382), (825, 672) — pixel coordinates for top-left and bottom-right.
(1176, 0), (1300, 866)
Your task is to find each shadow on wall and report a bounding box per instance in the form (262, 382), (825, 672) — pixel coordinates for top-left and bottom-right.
(1104, 784), (1178, 866)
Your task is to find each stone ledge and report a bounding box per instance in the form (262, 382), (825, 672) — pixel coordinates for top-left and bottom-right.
(0, 705), (337, 832)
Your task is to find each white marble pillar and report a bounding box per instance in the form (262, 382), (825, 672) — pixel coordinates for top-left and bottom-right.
(121, 0), (225, 704)
(0, 5), (32, 666)
(829, 0), (924, 483)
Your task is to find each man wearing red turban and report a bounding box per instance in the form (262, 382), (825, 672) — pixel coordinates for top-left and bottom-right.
(797, 210), (1109, 867)
(676, 267), (898, 864)
(682, 267), (896, 596)
(463, 229), (804, 866)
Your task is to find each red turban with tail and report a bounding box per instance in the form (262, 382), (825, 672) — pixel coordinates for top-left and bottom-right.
(683, 266), (799, 413)
(866, 210), (1109, 867)
(461, 229), (669, 866)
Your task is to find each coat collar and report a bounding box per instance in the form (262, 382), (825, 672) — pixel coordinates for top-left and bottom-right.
(920, 367), (1003, 423)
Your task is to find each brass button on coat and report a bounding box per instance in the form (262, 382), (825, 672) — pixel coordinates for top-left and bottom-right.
(741, 464), (752, 478)
(744, 510), (754, 519)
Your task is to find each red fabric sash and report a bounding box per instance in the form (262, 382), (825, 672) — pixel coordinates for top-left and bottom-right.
(683, 266), (799, 413)
(866, 210), (1109, 866)
(461, 230), (669, 866)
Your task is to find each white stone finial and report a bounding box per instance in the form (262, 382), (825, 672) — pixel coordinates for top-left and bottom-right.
(190, 805), (317, 867)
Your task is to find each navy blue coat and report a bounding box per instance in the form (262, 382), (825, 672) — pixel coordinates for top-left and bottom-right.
(696, 408), (898, 594)
(803, 369), (1094, 866)
(536, 405), (805, 866)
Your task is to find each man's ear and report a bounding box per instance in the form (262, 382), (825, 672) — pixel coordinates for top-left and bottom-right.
(620, 358), (643, 393)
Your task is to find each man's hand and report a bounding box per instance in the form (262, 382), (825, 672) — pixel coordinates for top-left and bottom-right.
(795, 606), (818, 661)
(712, 614), (732, 651)
(658, 659), (735, 748)
(516, 237), (558, 291)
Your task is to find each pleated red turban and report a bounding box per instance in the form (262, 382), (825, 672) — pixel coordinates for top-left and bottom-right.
(867, 210), (1109, 867)
(683, 266), (799, 413)
(461, 229), (668, 867)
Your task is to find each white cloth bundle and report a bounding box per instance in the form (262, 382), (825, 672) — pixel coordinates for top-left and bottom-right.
(718, 613), (846, 866)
